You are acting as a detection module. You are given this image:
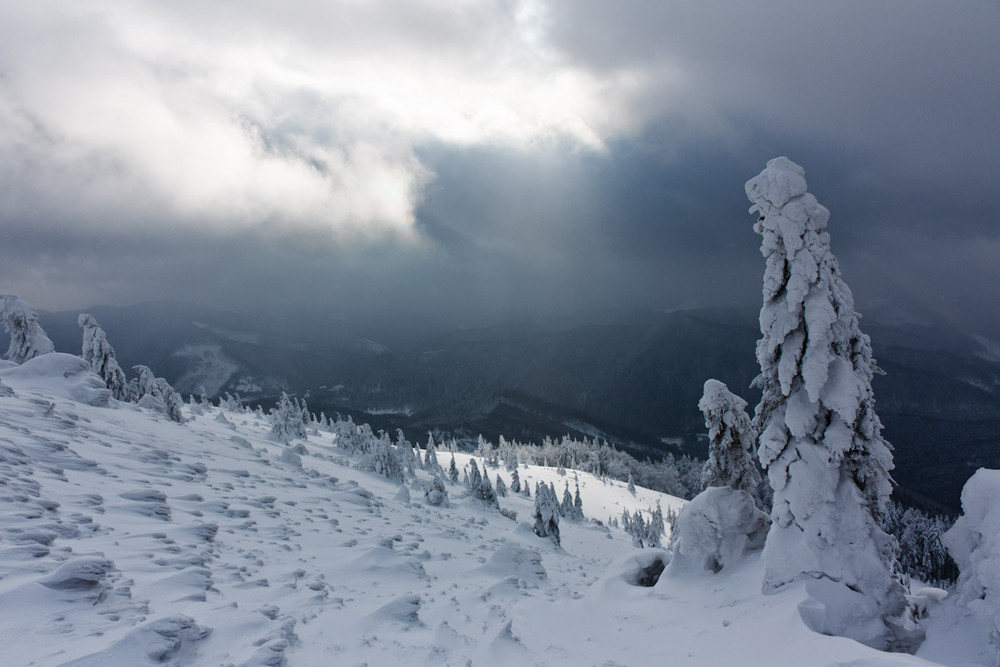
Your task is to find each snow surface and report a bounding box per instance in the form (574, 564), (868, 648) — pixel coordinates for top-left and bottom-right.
(0, 367), (981, 665)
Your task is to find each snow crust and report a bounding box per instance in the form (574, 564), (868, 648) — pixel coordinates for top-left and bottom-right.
(0, 366), (979, 665)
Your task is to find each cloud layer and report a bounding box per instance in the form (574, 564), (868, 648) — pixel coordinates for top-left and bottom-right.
(1, 0), (998, 333)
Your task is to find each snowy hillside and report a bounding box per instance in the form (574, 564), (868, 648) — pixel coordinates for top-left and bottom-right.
(0, 358), (986, 665)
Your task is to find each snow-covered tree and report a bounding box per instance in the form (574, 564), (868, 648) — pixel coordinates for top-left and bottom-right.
(699, 379), (760, 495)
(448, 453), (459, 484)
(269, 392), (307, 443)
(467, 460), (498, 507)
(532, 482), (560, 545)
(424, 474), (449, 507)
(942, 469), (1000, 662)
(573, 482), (584, 521)
(395, 429), (417, 477)
(357, 430), (404, 481)
(423, 434), (440, 470)
(510, 468), (522, 494)
(746, 157), (907, 649)
(1, 295), (55, 364)
(131, 365), (184, 422)
(559, 482), (574, 518)
(78, 314), (128, 401)
(495, 474), (508, 498)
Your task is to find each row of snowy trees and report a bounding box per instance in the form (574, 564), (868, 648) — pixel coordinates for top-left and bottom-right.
(471, 433), (703, 500)
(1, 296), (184, 422)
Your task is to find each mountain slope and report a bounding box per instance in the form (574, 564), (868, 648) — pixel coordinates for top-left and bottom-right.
(0, 357), (964, 666)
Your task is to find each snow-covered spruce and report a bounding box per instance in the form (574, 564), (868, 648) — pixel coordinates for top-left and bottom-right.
(532, 481), (560, 546)
(269, 392), (308, 443)
(78, 314), (129, 401)
(699, 379), (760, 495)
(746, 157), (909, 650)
(132, 364), (185, 422)
(1, 295), (55, 364)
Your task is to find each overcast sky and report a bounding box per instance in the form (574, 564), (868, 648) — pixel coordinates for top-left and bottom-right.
(1, 0), (998, 334)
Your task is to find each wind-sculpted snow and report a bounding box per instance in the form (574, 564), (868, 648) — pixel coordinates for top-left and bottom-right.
(0, 373), (980, 665)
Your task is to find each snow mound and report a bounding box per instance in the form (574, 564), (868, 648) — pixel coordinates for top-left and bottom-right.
(63, 615), (211, 666)
(0, 353), (111, 406)
(38, 556), (114, 591)
(668, 486), (768, 575)
(476, 540), (547, 585)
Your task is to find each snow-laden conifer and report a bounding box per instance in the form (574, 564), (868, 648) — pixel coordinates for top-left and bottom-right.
(699, 379), (760, 494)
(746, 157), (907, 649)
(78, 314), (128, 401)
(1, 295), (55, 364)
(448, 453), (459, 484)
(270, 392), (307, 443)
(423, 434), (440, 470)
(132, 365), (184, 422)
(510, 468), (521, 494)
(532, 482), (560, 545)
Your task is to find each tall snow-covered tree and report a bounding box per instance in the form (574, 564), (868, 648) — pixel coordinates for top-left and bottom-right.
(699, 379), (760, 495)
(1, 295), (55, 364)
(510, 468), (522, 494)
(78, 314), (128, 400)
(746, 157), (907, 649)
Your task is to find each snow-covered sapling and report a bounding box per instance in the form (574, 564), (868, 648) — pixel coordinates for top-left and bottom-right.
(78, 314), (129, 401)
(699, 379), (760, 495)
(1, 295), (55, 364)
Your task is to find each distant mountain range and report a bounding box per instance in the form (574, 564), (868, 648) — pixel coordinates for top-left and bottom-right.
(27, 301), (1000, 513)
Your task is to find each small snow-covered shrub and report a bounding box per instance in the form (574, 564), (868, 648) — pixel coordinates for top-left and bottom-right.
(424, 475), (449, 507)
(942, 468), (1000, 662)
(1, 295), (55, 364)
(668, 486), (769, 575)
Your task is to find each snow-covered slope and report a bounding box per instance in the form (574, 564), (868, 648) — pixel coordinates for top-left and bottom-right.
(0, 363), (969, 665)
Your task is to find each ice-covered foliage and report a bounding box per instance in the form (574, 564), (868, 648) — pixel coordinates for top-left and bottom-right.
(132, 365), (184, 422)
(448, 453), (459, 484)
(747, 157), (906, 649)
(78, 314), (129, 401)
(269, 392), (307, 443)
(1, 295), (55, 364)
(699, 379), (760, 495)
(532, 482), (560, 545)
(667, 486), (769, 575)
(424, 474), (449, 507)
(942, 469), (1000, 661)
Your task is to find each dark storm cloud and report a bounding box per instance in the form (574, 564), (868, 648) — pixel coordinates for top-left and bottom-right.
(1, 0), (999, 336)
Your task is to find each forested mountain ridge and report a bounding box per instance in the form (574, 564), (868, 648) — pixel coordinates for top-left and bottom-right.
(25, 302), (1000, 512)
